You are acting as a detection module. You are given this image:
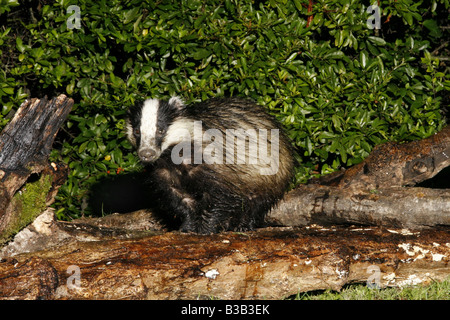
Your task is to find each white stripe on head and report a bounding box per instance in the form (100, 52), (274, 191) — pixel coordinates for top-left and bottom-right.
(140, 99), (160, 149)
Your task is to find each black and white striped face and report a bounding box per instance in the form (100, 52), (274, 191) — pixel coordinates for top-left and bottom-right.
(126, 97), (187, 163)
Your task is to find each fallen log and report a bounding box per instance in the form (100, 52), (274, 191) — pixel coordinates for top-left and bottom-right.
(267, 125), (450, 229)
(0, 210), (448, 300)
(310, 125), (450, 190)
(267, 186), (450, 229)
(0, 95), (73, 244)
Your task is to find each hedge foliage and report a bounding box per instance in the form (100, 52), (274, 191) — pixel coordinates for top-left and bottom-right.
(0, 0), (448, 219)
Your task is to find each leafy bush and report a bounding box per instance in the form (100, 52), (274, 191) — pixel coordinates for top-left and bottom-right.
(0, 0), (448, 219)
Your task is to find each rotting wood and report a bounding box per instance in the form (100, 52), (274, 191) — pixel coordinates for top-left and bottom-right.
(0, 215), (448, 299)
(310, 125), (450, 190)
(0, 95), (73, 242)
(267, 125), (450, 229)
(267, 186), (450, 229)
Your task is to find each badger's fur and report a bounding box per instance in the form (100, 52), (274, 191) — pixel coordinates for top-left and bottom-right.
(126, 97), (294, 234)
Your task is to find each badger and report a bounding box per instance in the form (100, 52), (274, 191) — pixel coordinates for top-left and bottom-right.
(126, 97), (294, 234)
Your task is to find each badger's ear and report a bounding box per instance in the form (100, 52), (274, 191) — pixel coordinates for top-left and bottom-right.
(168, 96), (185, 110)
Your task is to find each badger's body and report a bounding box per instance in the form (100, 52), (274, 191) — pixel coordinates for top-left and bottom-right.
(126, 97), (294, 234)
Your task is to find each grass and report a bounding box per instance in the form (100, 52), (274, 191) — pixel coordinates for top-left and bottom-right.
(293, 277), (450, 300)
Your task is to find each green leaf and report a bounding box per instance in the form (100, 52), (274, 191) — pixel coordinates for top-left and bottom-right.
(193, 48), (211, 60)
(78, 141), (88, 154)
(15, 37), (25, 53)
(54, 65), (65, 78)
(285, 52), (298, 64)
(314, 148), (328, 160)
(1, 87), (14, 95)
(66, 81), (75, 95)
(423, 19), (442, 38)
(360, 51), (367, 68)
(194, 15), (206, 29)
(293, 0), (302, 11)
(124, 7), (140, 24)
(339, 146), (347, 164)
(318, 131), (336, 139)
(403, 12), (413, 26)
(324, 51), (344, 60)
(368, 36), (386, 46)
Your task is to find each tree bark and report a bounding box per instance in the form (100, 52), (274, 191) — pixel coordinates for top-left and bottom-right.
(0, 95), (73, 244)
(267, 125), (450, 229)
(267, 186), (450, 229)
(311, 125), (450, 190)
(0, 210), (448, 300)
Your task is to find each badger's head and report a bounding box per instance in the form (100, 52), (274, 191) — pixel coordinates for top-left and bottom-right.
(126, 96), (189, 164)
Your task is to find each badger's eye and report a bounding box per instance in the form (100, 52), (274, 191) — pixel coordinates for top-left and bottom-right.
(134, 128), (140, 136)
(157, 128), (165, 135)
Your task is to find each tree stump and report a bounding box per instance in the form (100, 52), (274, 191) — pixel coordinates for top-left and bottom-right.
(0, 95), (73, 244)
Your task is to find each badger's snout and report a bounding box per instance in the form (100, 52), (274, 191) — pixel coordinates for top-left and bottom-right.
(138, 148), (158, 163)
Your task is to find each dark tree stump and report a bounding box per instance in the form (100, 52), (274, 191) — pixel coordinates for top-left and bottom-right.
(0, 95), (73, 244)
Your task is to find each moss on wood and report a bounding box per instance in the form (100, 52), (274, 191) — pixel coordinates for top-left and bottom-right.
(0, 173), (52, 245)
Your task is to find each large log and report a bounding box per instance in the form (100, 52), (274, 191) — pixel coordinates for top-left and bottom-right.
(0, 95), (73, 244)
(267, 186), (450, 229)
(267, 125), (450, 229)
(0, 210), (448, 300)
